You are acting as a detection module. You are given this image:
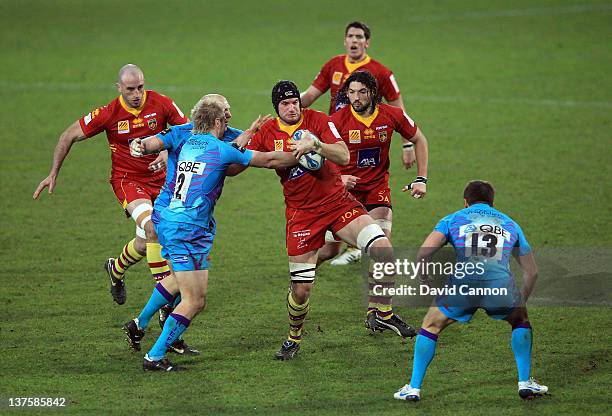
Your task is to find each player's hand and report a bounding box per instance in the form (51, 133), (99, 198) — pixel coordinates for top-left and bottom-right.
(288, 131), (316, 159)
(402, 177), (427, 199)
(341, 175), (360, 190)
(33, 174), (56, 199)
(402, 147), (416, 169)
(248, 114), (273, 133)
(148, 151), (167, 172)
(130, 138), (145, 157)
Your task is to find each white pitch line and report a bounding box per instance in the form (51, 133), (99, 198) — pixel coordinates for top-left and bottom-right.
(2, 81), (611, 109)
(405, 3), (612, 23)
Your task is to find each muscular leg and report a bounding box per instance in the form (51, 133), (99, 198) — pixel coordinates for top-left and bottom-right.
(506, 307), (533, 383)
(146, 270), (208, 361)
(408, 306), (455, 389)
(275, 250), (317, 360)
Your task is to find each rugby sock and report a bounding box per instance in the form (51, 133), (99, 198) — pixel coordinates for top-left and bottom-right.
(409, 329), (438, 389)
(368, 265), (394, 319)
(287, 292), (310, 343)
(146, 242), (171, 281)
(111, 239), (143, 279)
(137, 283), (174, 330)
(511, 323), (533, 382)
(147, 313), (191, 361)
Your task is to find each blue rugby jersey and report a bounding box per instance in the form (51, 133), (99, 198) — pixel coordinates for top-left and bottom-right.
(153, 128), (251, 228)
(433, 203), (531, 280)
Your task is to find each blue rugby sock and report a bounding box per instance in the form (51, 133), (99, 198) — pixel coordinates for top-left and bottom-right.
(147, 313), (191, 361)
(511, 323), (532, 382)
(409, 329), (438, 389)
(137, 283), (174, 330)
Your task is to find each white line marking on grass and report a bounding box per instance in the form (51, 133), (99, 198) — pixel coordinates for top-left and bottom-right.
(405, 4), (612, 22)
(2, 81), (611, 109)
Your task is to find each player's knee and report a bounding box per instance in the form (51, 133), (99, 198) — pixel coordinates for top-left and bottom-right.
(289, 262), (316, 284)
(134, 236), (147, 255)
(290, 281), (313, 304)
(317, 242), (342, 263)
(357, 223), (389, 258)
(192, 295), (207, 314)
(143, 221), (157, 241)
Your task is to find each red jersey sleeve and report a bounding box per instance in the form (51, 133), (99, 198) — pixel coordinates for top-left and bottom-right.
(377, 67), (401, 102)
(390, 106), (418, 139)
(160, 95), (189, 125)
(311, 59), (334, 93)
(310, 111), (342, 144)
(79, 105), (112, 138)
(246, 122), (273, 152)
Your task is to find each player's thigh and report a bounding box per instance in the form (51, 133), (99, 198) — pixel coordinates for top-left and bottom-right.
(174, 269), (209, 300)
(334, 214), (374, 247)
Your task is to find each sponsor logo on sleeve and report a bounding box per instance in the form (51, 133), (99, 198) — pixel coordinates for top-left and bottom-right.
(349, 130), (361, 144)
(274, 140), (284, 151)
(83, 108), (101, 125)
(332, 71), (343, 85)
(117, 120), (130, 134)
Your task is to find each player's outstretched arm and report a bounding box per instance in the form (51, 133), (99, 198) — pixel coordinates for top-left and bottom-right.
(233, 115), (273, 149)
(33, 120), (88, 199)
(130, 136), (164, 157)
(288, 132), (350, 166)
(514, 252), (538, 303)
(250, 151), (297, 169)
(300, 86), (324, 108)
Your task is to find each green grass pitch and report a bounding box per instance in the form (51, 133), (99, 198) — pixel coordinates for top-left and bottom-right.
(1, 0), (611, 414)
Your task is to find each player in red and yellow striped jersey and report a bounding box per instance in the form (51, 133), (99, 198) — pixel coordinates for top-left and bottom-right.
(33, 64), (188, 307)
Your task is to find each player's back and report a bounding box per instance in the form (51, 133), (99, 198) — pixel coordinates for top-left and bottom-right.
(159, 133), (249, 229)
(434, 203), (531, 280)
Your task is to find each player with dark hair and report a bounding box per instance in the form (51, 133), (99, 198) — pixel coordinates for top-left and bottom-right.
(301, 21), (416, 265)
(33, 64), (188, 306)
(126, 94), (297, 371)
(394, 180), (548, 401)
(319, 70), (429, 333)
(236, 80), (416, 360)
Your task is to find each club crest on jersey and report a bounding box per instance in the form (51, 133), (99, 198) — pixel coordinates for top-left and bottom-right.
(349, 130), (361, 144)
(378, 131), (388, 142)
(147, 118), (157, 130)
(274, 140), (284, 151)
(332, 71), (343, 85)
(117, 120), (130, 134)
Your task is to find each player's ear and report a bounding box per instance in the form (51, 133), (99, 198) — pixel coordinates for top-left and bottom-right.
(115, 82), (121, 93)
(463, 199), (469, 208)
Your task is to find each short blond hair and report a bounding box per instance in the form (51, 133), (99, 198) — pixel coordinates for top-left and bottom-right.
(191, 94), (226, 133)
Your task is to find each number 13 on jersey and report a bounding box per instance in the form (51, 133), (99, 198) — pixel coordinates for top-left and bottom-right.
(173, 160), (206, 202)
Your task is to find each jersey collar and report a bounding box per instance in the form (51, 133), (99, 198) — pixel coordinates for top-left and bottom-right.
(119, 90), (147, 117)
(276, 113), (304, 137)
(350, 104), (379, 128)
(344, 54), (371, 73)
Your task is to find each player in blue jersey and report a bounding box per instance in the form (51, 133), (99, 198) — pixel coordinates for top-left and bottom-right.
(124, 95), (243, 356)
(123, 94), (297, 371)
(394, 180), (548, 401)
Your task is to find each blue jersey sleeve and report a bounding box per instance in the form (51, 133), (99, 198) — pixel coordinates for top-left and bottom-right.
(222, 126), (243, 142)
(219, 142), (253, 166)
(514, 223), (532, 256)
(433, 214), (453, 239)
(158, 127), (179, 151)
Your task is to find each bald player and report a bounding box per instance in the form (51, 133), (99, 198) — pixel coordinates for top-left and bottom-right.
(34, 64), (188, 306)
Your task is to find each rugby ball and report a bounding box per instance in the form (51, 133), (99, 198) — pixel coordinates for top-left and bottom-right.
(292, 129), (325, 171)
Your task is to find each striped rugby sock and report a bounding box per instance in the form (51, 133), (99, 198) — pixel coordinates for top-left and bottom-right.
(111, 239), (144, 280)
(146, 242), (171, 281)
(287, 292), (310, 343)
